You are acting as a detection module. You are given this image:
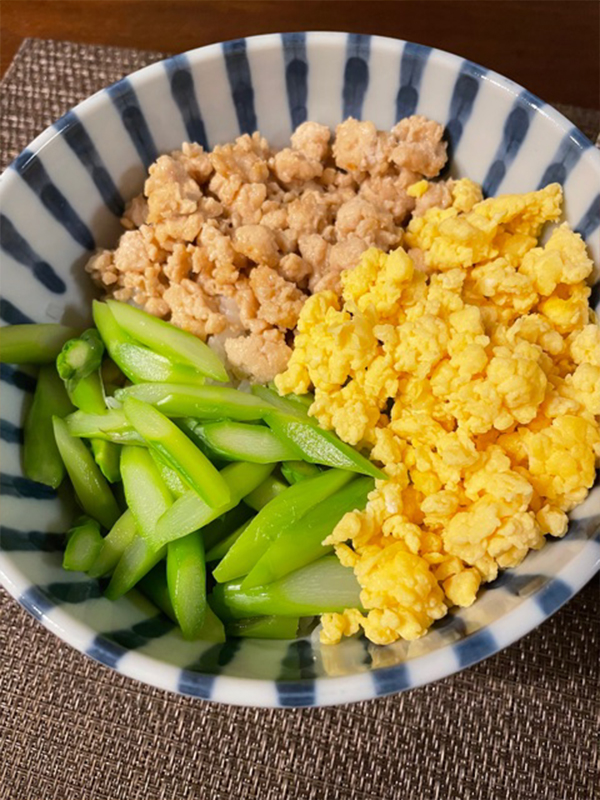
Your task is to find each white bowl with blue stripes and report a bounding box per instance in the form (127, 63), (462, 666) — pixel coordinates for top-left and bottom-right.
(1, 32), (598, 708)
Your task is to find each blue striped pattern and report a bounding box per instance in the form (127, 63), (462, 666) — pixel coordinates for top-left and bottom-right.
(164, 54), (209, 149)
(107, 79), (159, 169)
(222, 39), (257, 135)
(0, 420), (23, 444)
(537, 128), (591, 188)
(11, 152), (95, 250)
(575, 194), (600, 239)
(343, 34), (370, 120)
(0, 298), (33, 324)
(482, 90), (540, 196)
(54, 111), (125, 217)
(88, 615), (174, 669)
(0, 526), (65, 552)
(0, 474), (56, 499)
(281, 33), (308, 129)
(0, 215), (66, 293)
(443, 61), (487, 166)
(0, 363), (36, 393)
(396, 42), (431, 119)
(1, 32), (599, 708)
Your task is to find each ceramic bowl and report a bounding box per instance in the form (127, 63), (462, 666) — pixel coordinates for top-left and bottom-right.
(1, 32), (599, 707)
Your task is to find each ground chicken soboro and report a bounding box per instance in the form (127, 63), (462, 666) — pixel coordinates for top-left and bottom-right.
(86, 117), (450, 382)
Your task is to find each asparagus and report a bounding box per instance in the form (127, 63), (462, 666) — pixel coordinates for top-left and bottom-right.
(93, 301), (207, 385)
(105, 537), (167, 600)
(243, 475), (288, 512)
(242, 476), (374, 589)
(123, 397), (230, 508)
(56, 329), (104, 393)
(202, 504), (253, 552)
(251, 385), (310, 419)
(52, 417), (120, 529)
(0, 323), (79, 364)
(150, 451), (189, 497)
(23, 365), (74, 487)
(167, 531), (207, 639)
(189, 421), (298, 464)
(62, 516), (103, 572)
(205, 521), (250, 563)
(213, 469), (355, 584)
(65, 408), (142, 444)
(213, 556), (363, 618)
(106, 299), (228, 383)
(139, 564), (226, 642)
(88, 509), (137, 578)
(226, 615), (303, 640)
(266, 413), (386, 480)
(57, 330), (123, 483)
(154, 462), (274, 546)
(114, 383), (273, 421)
(280, 461), (321, 485)
(120, 446), (173, 545)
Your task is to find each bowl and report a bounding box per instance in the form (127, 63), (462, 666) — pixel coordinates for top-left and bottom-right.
(1, 32), (599, 708)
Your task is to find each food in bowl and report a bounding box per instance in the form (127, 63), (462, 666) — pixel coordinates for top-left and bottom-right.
(85, 117), (449, 383)
(1, 117), (598, 651)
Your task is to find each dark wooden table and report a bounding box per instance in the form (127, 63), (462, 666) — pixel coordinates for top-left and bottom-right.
(2, 0), (599, 109)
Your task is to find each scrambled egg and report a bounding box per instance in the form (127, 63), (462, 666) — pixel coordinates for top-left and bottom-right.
(275, 181), (600, 646)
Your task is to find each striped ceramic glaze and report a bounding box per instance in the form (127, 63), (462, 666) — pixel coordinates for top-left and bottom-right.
(0, 33), (598, 708)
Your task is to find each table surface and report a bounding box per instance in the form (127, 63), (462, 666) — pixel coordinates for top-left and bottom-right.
(2, 0), (599, 109)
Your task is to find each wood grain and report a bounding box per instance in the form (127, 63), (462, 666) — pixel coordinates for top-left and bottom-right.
(1, 0), (599, 109)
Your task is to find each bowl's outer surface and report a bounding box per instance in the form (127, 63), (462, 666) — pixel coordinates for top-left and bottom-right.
(0, 32), (598, 708)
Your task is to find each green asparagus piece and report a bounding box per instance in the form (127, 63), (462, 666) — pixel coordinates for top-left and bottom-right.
(243, 475), (288, 511)
(242, 476), (374, 589)
(62, 516), (103, 572)
(280, 461), (321, 485)
(213, 469), (355, 584)
(267, 382), (314, 409)
(123, 397), (230, 508)
(92, 440), (121, 483)
(65, 408), (142, 444)
(57, 333), (123, 484)
(150, 451), (189, 497)
(23, 365), (74, 487)
(52, 417), (120, 529)
(167, 530), (207, 639)
(88, 509), (137, 578)
(205, 521), (250, 563)
(266, 413), (386, 480)
(251, 385), (310, 419)
(93, 301), (207, 385)
(106, 299), (228, 383)
(226, 615), (303, 639)
(56, 329), (104, 392)
(105, 537), (167, 600)
(0, 323), (79, 364)
(213, 556), (363, 618)
(189, 420), (298, 464)
(202, 504), (254, 551)
(120, 446), (173, 544)
(139, 564), (226, 642)
(114, 383), (273, 421)
(155, 462), (274, 546)
(206, 473), (284, 562)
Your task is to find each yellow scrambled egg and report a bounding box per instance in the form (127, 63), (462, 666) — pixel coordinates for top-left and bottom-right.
(275, 180), (600, 646)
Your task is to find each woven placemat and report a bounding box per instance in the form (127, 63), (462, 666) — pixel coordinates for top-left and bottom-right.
(1, 38), (599, 800)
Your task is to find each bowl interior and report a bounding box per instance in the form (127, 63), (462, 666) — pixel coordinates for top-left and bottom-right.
(1, 32), (599, 707)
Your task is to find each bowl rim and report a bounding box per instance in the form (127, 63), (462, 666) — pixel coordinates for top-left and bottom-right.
(1, 31), (599, 708)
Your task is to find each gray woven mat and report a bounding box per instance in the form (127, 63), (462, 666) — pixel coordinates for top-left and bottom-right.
(1, 38), (599, 800)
